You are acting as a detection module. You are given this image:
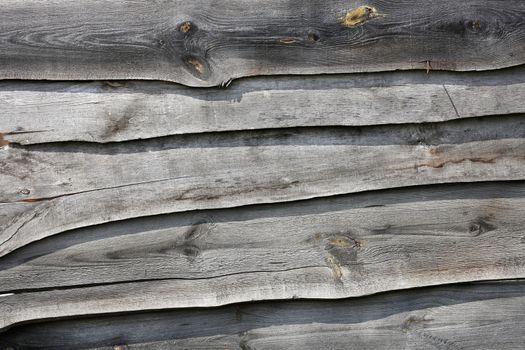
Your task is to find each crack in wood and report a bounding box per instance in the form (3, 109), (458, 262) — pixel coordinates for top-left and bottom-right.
(1, 264), (327, 295)
(0, 204), (48, 252)
(4, 176), (193, 204)
(412, 155), (525, 171)
(443, 84), (461, 118)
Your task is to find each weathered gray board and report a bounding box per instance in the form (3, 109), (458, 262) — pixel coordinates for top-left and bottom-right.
(2, 67), (525, 144)
(1, 116), (525, 258)
(0, 0), (524, 86)
(1, 181), (524, 294)
(0, 181), (524, 332)
(1, 281), (524, 349)
(1, 0), (525, 346)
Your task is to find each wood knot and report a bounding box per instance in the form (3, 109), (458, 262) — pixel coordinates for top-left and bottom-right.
(468, 223), (481, 234)
(402, 315), (427, 333)
(178, 219), (215, 260)
(470, 20), (481, 31)
(468, 217), (496, 236)
(18, 188), (31, 195)
(179, 21), (193, 34)
(307, 31), (320, 42)
(342, 5), (383, 28)
(323, 233), (362, 268)
(188, 58), (204, 74)
(182, 245), (200, 258)
(328, 236), (361, 249)
(183, 55), (210, 80)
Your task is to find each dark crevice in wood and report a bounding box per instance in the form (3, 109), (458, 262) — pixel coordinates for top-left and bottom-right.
(0, 264), (325, 294)
(0, 180), (522, 270)
(442, 84), (460, 118)
(1, 280), (524, 349)
(3, 64), (525, 144)
(4, 130), (53, 136)
(6, 113), (525, 151)
(0, 64), (524, 100)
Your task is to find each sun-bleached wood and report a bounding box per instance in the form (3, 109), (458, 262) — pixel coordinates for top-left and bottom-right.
(0, 181), (523, 304)
(0, 0), (524, 86)
(1, 117), (525, 257)
(0, 0), (525, 345)
(2, 67), (525, 144)
(1, 281), (524, 348)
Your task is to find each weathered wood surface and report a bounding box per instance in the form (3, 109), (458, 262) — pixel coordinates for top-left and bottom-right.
(1, 116), (524, 257)
(0, 0), (524, 86)
(1, 1), (525, 344)
(3, 67), (525, 144)
(1, 281), (524, 349)
(0, 182), (524, 331)
(0, 182), (525, 292)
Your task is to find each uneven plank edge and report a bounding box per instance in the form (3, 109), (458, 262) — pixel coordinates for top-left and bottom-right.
(2, 67), (525, 144)
(1, 281), (524, 349)
(1, 273), (525, 333)
(0, 182), (524, 294)
(1, 137), (525, 257)
(0, 0), (524, 86)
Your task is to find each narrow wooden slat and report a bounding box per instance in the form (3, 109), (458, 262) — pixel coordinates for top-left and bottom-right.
(2, 67), (525, 144)
(0, 181), (523, 302)
(1, 116), (524, 258)
(0, 0), (524, 86)
(1, 281), (524, 348)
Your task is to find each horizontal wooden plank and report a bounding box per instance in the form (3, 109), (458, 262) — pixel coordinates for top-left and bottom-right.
(0, 0), (524, 86)
(3, 67), (525, 144)
(1, 116), (524, 257)
(0, 183), (524, 331)
(1, 281), (524, 348)
(0, 181), (523, 301)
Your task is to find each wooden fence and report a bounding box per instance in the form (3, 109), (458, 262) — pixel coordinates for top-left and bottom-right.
(0, 0), (524, 348)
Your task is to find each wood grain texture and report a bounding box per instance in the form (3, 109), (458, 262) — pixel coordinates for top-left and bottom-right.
(1, 0), (524, 345)
(0, 182), (524, 331)
(0, 181), (524, 289)
(0, 0), (524, 86)
(1, 281), (525, 348)
(3, 67), (525, 144)
(1, 116), (524, 257)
